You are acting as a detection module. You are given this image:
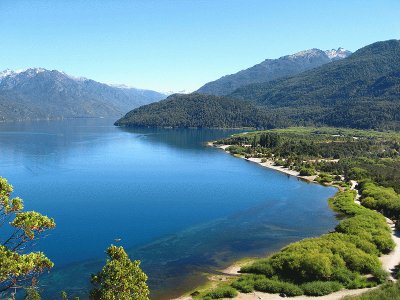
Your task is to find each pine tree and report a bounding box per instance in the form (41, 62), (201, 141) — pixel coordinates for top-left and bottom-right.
(90, 245), (149, 300)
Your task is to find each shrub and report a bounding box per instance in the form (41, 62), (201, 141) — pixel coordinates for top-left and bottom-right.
(372, 268), (389, 283)
(346, 273), (377, 289)
(299, 167), (316, 176)
(253, 278), (303, 296)
(361, 197), (378, 210)
(279, 281), (304, 296)
(240, 260), (274, 276)
(331, 268), (357, 286)
(231, 274), (266, 293)
(227, 145), (246, 155)
(301, 281), (343, 296)
(204, 286), (238, 299)
(231, 280), (253, 293)
(317, 173), (334, 183)
(335, 214), (394, 254)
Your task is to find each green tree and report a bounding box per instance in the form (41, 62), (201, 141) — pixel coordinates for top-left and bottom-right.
(0, 177), (55, 297)
(24, 287), (41, 300)
(61, 291), (68, 300)
(90, 245), (149, 300)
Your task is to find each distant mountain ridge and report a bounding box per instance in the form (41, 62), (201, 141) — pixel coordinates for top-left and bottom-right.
(117, 40), (400, 130)
(0, 68), (166, 121)
(229, 39), (400, 129)
(197, 47), (351, 95)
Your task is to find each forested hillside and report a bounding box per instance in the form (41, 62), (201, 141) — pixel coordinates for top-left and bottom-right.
(230, 40), (400, 130)
(115, 93), (284, 128)
(117, 40), (400, 131)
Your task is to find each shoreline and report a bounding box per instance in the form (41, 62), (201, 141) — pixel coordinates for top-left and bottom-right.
(172, 142), (400, 300)
(208, 142), (317, 182)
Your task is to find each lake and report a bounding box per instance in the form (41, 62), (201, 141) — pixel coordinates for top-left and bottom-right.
(0, 118), (337, 299)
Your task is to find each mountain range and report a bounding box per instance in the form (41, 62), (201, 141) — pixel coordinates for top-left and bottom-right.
(116, 40), (400, 130)
(0, 68), (166, 121)
(197, 48), (351, 96)
(230, 39), (400, 129)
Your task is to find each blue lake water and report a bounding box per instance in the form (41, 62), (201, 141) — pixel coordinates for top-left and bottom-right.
(0, 118), (338, 299)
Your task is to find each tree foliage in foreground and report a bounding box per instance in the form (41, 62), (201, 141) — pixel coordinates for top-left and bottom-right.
(0, 176), (55, 297)
(90, 245), (149, 300)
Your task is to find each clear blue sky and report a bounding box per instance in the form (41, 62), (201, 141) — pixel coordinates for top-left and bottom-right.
(1, 0), (399, 92)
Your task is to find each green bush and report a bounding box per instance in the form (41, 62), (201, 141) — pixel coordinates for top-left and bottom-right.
(317, 173), (334, 183)
(204, 286), (238, 299)
(323, 233), (379, 256)
(231, 280), (253, 293)
(253, 278), (303, 296)
(227, 145), (246, 155)
(301, 281), (343, 296)
(299, 167), (316, 176)
(335, 214), (394, 254)
(331, 268), (357, 286)
(372, 268), (389, 283)
(359, 181), (400, 221)
(329, 190), (365, 216)
(345, 273), (377, 289)
(240, 260), (274, 276)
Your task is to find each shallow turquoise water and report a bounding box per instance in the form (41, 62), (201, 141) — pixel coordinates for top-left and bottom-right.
(0, 119), (337, 299)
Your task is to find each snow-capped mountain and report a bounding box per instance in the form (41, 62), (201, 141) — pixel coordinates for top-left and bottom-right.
(197, 47), (352, 96)
(0, 68), (166, 121)
(325, 47), (352, 60)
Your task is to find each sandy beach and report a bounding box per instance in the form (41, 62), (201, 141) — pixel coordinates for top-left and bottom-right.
(211, 143), (315, 181)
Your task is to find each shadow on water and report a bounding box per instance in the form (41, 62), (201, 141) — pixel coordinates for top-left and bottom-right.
(117, 126), (244, 151)
(0, 118), (243, 157)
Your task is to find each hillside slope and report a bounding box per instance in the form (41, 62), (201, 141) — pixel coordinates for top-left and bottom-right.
(229, 39), (400, 130)
(197, 48), (351, 96)
(0, 68), (166, 121)
(114, 40), (400, 130)
(114, 93), (283, 128)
